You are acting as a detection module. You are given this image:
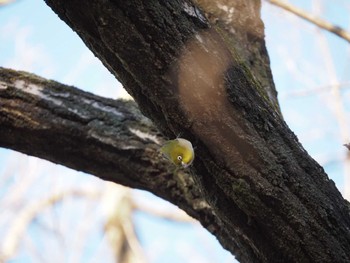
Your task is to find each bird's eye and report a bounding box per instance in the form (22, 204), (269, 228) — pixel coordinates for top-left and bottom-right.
(177, 156), (182, 161)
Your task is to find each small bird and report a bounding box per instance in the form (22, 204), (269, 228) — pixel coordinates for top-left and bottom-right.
(160, 138), (194, 168)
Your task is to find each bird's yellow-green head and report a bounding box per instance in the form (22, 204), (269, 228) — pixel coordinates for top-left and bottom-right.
(160, 138), (194, 168)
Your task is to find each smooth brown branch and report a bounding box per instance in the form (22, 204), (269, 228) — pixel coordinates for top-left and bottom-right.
(267, 0), (350, 43)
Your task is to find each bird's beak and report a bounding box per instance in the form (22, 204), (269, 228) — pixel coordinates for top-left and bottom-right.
(181, 161), (188, 168)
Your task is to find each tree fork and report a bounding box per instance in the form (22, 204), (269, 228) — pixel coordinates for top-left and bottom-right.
(2, 0), (350, 261)
(0, 67), (241, 260)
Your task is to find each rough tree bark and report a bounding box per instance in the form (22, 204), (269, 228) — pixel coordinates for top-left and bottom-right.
(0, 67), (226, 257)
(1, 0), (350, 262)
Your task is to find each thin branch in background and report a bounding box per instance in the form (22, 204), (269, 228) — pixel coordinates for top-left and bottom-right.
(102, 184), (147, 263)
(274, 46), (319, 91)
(266, 0), (350, 43)
(120, 212), (146, 263)
(0, 156), (40, 209)
(0, 0), (14, 6)
(132, 201), (195, 223)
(267, 0), (350, 199)
(0, 189), (101, 262)
(281, 82), (350, 98)
(67, 196), (100, 263)
(312, 0), (350, 200)
(23, 234), (47, 263)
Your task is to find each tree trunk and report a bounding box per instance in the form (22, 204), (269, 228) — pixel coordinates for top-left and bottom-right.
(1, 0), (350, 262)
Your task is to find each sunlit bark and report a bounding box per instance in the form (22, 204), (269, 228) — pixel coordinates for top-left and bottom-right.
(1, 0), (350, 262)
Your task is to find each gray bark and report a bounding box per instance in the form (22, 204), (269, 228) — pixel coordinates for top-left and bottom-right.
(0, 67), (230, 258)
(0, 0), (350, 262)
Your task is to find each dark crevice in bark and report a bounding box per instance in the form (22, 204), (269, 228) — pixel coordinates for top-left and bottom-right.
(0, 67), (244, 261)
(3, 0), (350, 261)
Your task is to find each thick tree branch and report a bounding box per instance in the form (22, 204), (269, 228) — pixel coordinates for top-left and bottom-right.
(192, 0), (280, 111)
(0, 67), (235, 260)
(267, 0), (350, 43)
(5, 0), (350, 261)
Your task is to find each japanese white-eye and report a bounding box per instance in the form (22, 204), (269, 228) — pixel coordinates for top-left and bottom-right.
(160, 138), (194, 168)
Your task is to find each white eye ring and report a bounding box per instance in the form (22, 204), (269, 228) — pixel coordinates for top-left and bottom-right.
(177, 156), (182, 161)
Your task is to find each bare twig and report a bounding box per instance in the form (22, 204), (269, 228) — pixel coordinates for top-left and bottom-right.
(281, 82), (350, 98)
(132, 201), (195, 223)
(0, 189), (101, 262)
(266, 0), (350, 43)
(0, 0), (15, 6)
(312, 1), (350, 200)
(102, 184), (146, 263)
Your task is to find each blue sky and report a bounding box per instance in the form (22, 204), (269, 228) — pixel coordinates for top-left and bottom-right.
(0, 0), (124, 98)
(1, 0), (350, 262)
(263, 0), (350, 194)
(0, 2), (235, 262)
